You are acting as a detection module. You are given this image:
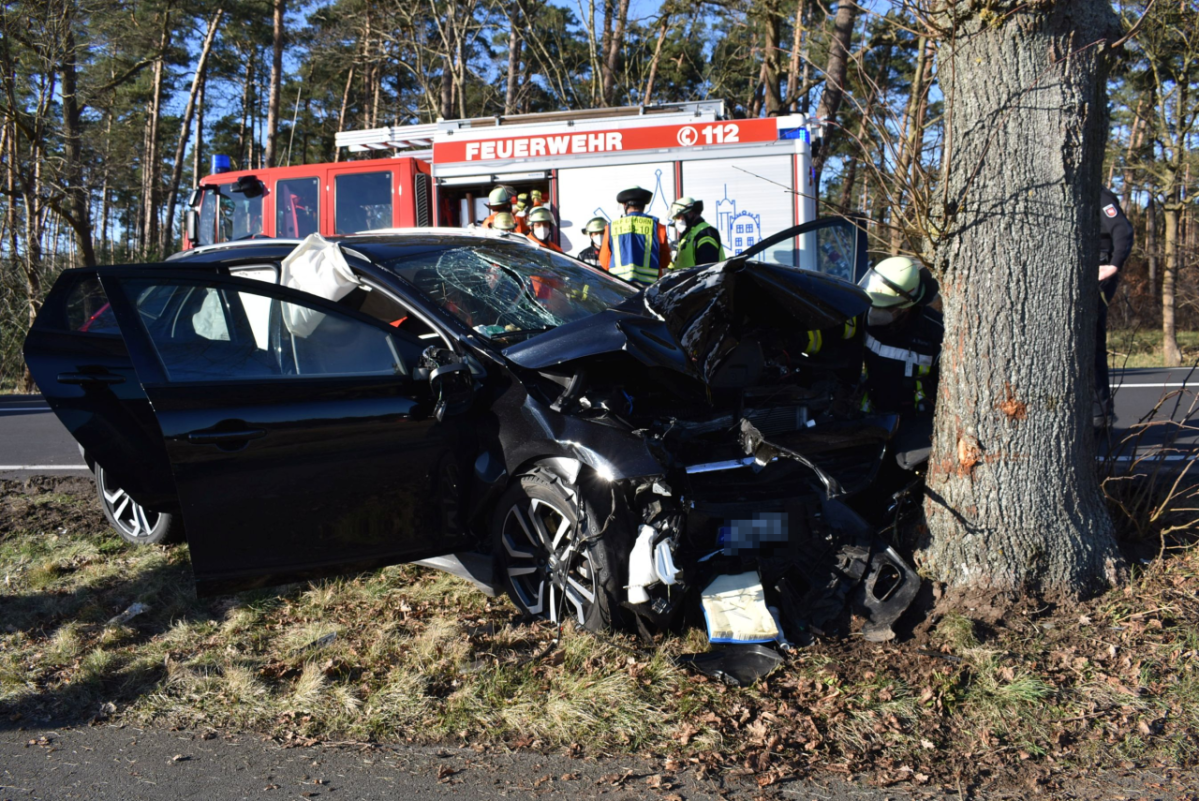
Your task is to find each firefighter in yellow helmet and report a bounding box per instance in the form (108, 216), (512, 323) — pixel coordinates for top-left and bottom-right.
(669, 196), (725, 270)
(525, 207), (564, 253)
(598, 186), (671, 284)
(491, 212), (518, 233)
(577, 217), (607, 266)
(481, 187), (527, 233)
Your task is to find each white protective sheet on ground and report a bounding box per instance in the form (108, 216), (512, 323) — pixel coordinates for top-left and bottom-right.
(701, 571), (780, 644)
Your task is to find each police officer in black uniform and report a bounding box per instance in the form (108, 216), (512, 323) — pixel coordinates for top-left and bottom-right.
(1096, 187), (1134, 427)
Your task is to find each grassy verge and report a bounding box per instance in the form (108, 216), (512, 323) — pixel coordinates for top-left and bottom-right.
(2, 478), (1198, 788)
(1108, 329), (1199, 369)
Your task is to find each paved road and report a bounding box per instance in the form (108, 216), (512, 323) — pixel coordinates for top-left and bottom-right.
(2, 367), (1196, 482)
(2, 724), (1195, 800)
(0, 395), (89, 481)
(0, 725), (902, 801)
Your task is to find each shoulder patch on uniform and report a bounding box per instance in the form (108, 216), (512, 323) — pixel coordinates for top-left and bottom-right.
(1103, 203), (1118, 218)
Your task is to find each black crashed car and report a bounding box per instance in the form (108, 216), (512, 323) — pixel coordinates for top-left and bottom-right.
(24, 220), (918, 646)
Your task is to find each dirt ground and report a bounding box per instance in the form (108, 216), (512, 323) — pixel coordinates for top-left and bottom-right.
(2, 477), (1198, 800)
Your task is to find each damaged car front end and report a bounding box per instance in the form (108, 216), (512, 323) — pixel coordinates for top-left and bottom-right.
(482, 224), (921, 674)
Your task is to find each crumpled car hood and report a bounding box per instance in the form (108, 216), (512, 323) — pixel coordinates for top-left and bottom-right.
(503, 259), (871, 385)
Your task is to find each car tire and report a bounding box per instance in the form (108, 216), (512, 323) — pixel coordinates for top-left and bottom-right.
(94, 463), (182, 546)
(493, 470), (624, 633)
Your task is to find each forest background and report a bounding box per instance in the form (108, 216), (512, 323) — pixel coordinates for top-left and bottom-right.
(0, 0), (1196, 390)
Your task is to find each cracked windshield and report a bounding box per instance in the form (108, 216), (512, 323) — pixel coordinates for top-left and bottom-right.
(358, 241), (638, 341)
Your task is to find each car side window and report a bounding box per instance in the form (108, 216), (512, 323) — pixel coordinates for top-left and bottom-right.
(64, 277), (120, 335)
(122, 279), (425, 383)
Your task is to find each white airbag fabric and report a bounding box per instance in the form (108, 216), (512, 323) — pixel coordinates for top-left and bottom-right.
(280, 234), (361, 337)
(701, 572), (780, 644)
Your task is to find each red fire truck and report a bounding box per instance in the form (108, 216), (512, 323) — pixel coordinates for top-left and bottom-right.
(184, 100), (820, 267)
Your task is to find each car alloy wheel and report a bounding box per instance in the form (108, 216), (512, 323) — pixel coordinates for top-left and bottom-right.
(95, 463), (180, 545)
(501, 492), (598, 626)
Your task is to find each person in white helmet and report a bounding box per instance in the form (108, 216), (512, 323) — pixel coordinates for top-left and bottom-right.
(859, 256), (943, 470)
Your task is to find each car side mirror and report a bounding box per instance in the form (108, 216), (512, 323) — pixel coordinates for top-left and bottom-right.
(429, 362), (473, 421)
(187, 189), (202, 208)
(185, 209), (199, 244)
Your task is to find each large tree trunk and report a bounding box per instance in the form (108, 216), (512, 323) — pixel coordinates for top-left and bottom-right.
(810, 1), (859, 188)
(163, 9), (224, 254)
(1162, 204), (1181, 366)
(264, 0), (285, 167)
(192, 71), (206, 190)
(920, 3), (1125, 598)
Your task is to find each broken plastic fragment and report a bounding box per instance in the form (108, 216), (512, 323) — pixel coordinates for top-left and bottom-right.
(627, 525), (658, 604)
(105, 602), (149, 628)
(677, 644), (783, 686)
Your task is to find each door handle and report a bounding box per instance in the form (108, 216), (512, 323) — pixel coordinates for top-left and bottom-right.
(58, 371), (124, 386)
(186, 428), (267, 445)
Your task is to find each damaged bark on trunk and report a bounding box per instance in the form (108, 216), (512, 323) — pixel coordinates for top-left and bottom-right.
(920, 3), (1125, 597)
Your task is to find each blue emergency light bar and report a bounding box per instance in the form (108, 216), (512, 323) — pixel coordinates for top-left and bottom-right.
(211, 154), (232, 174)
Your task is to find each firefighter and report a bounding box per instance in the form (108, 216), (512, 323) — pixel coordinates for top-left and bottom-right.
(514, 193), (530, 227)
(1095, 187), (1133, 428)
(859, 256), (943, 470)
(491, 212), (518, 233)
(481, 187), (527, 233)
(526, 207), (564, 253)
(669, 196), (725, 270)
(598, 185), (671, 284)
(577, 217), (607, 266)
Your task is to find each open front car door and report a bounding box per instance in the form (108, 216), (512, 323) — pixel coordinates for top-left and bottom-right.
(88, 267), (475, 595)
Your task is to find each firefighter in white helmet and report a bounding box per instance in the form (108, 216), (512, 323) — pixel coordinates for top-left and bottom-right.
(669, 196), (725, 270)
(525, 207), (564, 253)
(859, 256), (943, 470)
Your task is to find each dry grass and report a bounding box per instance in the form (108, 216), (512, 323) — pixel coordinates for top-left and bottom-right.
(3, 479), (1199, 787)
(1107, 329), (1199, 369)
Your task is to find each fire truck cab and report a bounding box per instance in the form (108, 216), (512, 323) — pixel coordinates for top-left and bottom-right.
(186, 100), (825, 272)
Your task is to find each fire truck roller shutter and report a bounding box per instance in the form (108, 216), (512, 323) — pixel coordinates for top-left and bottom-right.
(555, 162), (676, 257)
(680, 155), (795, 264)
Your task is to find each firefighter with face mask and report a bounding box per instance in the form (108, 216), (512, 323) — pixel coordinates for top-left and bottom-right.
(525, 206), (564, 253)
(577, 217), (607, 266)
(598, 186), (671, 284)
(859, 256), (943, 470)
(481, 187), (527, 233)
(669, 197), (725, 270)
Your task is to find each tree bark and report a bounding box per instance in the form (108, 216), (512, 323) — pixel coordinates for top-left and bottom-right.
(891, 36), (931, 255)
(920, 3), (1125, 598)
(264, 0), (285, 167)
(163, 9), (223, 254)
(761, 0), (784, 115)
(642, 11), (671, 106)
(601, 0), (631, 106)
(785, 0), (806, 112)
(1146, 195), (1157, 289)
(504, 4), (522, 115)
(1162, 204), (1181, 366)
(142, 11), (172, 258)
(192, 70), (206, 190)
(58, 15), (97, 268)
(811, 1), (859, 188)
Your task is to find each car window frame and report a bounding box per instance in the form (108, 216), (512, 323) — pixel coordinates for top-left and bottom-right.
(95, 266), (438, 387)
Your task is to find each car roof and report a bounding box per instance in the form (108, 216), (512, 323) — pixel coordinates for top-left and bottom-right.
(167, 228), (538, 265)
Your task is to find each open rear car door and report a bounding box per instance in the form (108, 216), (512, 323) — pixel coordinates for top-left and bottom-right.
(31, 266), (477, 596)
